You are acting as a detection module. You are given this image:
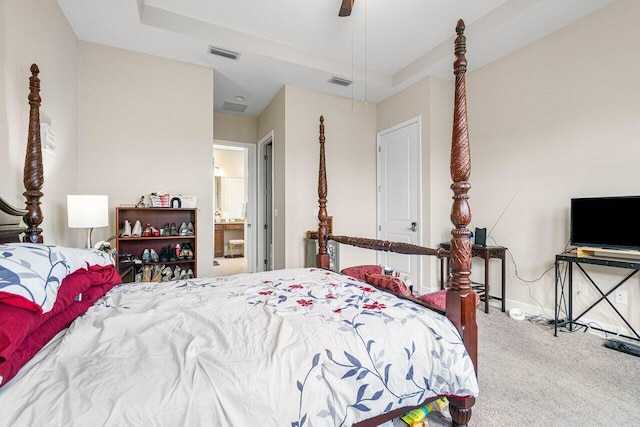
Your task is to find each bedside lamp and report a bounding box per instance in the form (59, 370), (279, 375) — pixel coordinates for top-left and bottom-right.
(67, 195), (109, 249)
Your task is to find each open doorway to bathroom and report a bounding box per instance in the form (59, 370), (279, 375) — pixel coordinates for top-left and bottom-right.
(213, 142), (256, 275)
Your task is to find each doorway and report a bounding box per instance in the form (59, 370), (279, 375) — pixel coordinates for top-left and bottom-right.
(257, 132), (274, 271)
(213, 141), (256, 275)
(377, 117), (422, 285)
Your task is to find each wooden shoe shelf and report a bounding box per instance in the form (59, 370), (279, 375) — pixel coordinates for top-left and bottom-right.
(115, 207), (197, 282)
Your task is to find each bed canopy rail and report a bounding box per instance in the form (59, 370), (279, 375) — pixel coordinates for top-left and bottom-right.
(329, 235), (449, 258)
(317, 19), (477, 426)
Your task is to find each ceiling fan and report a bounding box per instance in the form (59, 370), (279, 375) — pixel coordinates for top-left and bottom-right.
(339, 0), (354, 17)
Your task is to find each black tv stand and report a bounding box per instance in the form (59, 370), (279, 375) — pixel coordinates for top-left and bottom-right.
(554, 251), (640, 342)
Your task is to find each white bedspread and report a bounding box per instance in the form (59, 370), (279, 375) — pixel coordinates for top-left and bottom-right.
(0, 268), (478, 426)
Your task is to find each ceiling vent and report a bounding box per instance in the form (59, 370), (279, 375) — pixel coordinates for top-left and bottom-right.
(208, 45), (240, 61)
(222, 101), (248, 113)
(328, 76), (352, 87)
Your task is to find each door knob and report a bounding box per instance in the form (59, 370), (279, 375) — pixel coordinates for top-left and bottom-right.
(407, 222), (417, 232)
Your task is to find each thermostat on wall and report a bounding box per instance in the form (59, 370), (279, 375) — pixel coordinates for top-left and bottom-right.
(40, 123), (56, 155)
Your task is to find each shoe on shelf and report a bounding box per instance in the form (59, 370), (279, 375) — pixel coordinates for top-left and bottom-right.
(161, 266), (173, 282)
(187, 269), (194, 279)
(142, 248), (150, 263)
(151, 226), (160, 237)
(142, 265), (152, 282)
(162, 223), (171, 237)
(135, 272), (142, 283)
(173, 266), (181, 281)
(150, 248), (159, 263)
(187, 222), (195, 235)
(159, 247), (168, 262)
(170, 223), (179, 236)
(168, 245), (177, 262)
(142, 224), (152, 237)
(182, 242), (194, 260)
(122, 220), (132, 237)
(179, 269), (187, 280)
(132, 220), (143, 237)
(151, 265), (163, 282)
(179, 222), (188, 236)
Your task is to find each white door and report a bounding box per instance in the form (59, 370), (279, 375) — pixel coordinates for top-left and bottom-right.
(257, 133), (274, 272)
(377, 118), (421, 285)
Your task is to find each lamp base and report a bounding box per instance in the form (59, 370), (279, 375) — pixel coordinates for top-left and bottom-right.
(85, 228), (94, 249)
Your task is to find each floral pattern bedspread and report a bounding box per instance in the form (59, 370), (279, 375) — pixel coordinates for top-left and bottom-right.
(0, 268), (478, 426)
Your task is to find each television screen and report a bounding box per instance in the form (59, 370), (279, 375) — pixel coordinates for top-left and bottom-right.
(571, 196), (640, 250)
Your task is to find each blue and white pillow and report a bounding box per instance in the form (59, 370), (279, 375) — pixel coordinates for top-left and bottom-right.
(0, 243), (114, 313)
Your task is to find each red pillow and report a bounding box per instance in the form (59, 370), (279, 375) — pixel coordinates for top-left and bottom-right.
(0, 280), (119, 387)
(0, 265), (121, 364)
(417, 289), (481, 310)
(364, 273), (411, 297)
(340, 265), (382, 281)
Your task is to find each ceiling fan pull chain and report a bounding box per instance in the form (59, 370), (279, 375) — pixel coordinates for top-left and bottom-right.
(351, 15), (355, 111)
(364, 0), (368, 107)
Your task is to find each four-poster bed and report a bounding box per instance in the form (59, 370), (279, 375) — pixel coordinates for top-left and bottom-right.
(321, 20), (477, 425)
(0, 20), (478, 426)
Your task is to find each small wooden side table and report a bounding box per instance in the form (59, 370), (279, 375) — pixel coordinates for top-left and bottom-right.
(439, 242), (507, 313)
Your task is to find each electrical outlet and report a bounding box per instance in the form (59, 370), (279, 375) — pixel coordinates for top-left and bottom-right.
(615, 290), (628, 305)
(577, 283), (587, 296)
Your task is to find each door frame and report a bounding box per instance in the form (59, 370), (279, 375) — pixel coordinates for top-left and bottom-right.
(257, 131), (274, 272)
(376, 116), (423, 284)
(213, 139), (257, 273)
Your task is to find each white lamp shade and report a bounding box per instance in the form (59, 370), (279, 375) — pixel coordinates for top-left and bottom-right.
(67, 195), (109, 228)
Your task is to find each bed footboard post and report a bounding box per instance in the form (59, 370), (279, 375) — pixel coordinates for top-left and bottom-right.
(447, 20), (478, 425)
(317, 116), (330, 269)
(447, 19), (477, 368)
(449, 396), (475, 427)
(23, 64), (44, 243)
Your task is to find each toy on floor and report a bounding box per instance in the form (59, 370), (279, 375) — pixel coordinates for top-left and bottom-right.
(400, 397), (451, 425)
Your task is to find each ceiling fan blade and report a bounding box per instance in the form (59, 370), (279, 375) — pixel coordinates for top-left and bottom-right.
(339, 0), (354, 17)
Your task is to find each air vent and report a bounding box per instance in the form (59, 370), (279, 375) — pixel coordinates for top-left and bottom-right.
(208, 45), (240, 60)
(222, 101), (248, 113)
(328, 76), (352, 87)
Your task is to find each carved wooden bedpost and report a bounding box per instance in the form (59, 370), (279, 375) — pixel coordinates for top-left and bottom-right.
(22, 64), (44, 243)
(446, 20), (477, 427)
(317, 116), (330, 269)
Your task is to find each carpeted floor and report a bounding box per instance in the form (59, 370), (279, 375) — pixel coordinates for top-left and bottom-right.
(423, 310), (640, 426)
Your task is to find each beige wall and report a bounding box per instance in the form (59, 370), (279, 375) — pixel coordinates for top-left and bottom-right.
(214, 112), (257, 144)
(257, 87), (286, 269)
(213, 147), (244, 178)
(77, 42), (215, 276)
(0, 0), (79, 246)
(285, 86), (377, 270)
(466, 0), (640, 331)
(377, 76), (454, 293)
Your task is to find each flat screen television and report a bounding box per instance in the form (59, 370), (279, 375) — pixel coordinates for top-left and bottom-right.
(571, 196), (640, 250)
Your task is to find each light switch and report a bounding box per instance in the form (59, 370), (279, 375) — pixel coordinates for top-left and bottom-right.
(274, 209), (279, 218)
